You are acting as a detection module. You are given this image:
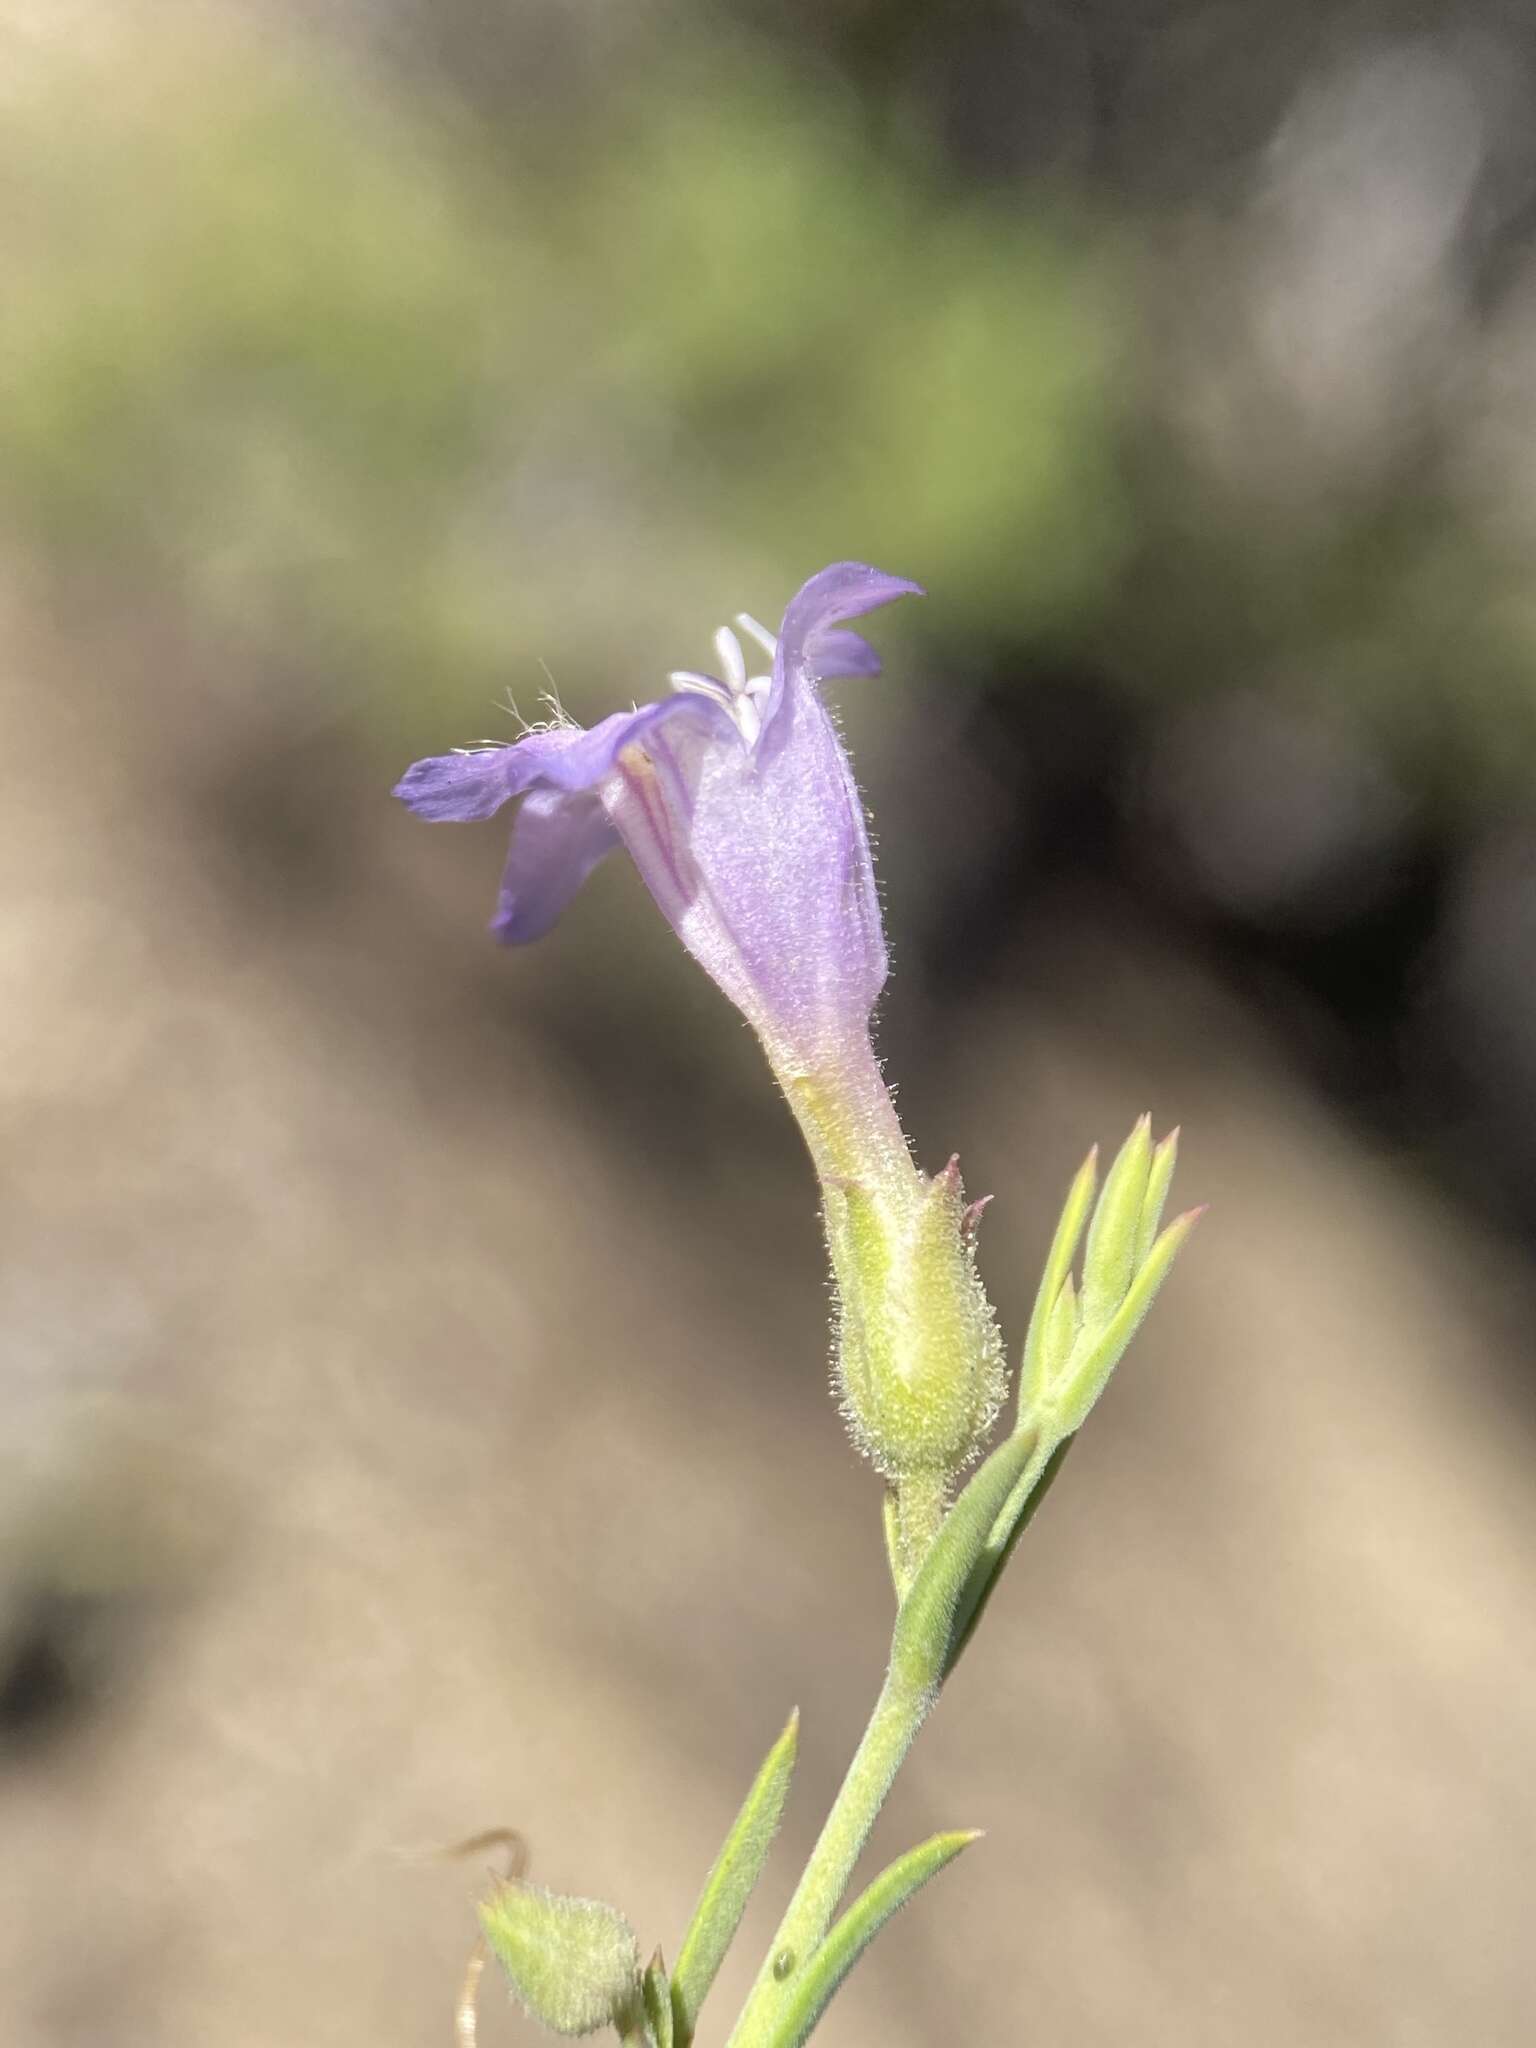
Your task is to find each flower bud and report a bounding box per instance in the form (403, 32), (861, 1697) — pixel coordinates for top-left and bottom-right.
(479, 1881), (642, 2038)
(828, 1155), (1007, 1482)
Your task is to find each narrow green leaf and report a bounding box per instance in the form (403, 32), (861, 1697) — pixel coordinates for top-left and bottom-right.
(1079, 1115), (1152, 1330)
(1018, 1146), (1097, 1419)
(948, 1187), (1200, 1676)
(1134, 1127), (1180, 1269)
(890, 1425), (1040, 1699)
(1041, 1271), (1079, 1392)
(1055, 1207), (1202, 1436)
(672, 1709), (800, 2048)
(943, 1435), (1075, 1680)
(761, 1832), (980, 2048)
(644, 1952), (674, 2048)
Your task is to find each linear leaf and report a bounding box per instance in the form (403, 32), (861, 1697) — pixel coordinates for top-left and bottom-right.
(1134, 1127), (1180, 1269)
(672, 1708), (800, 2048)
(1054, 1208), (1202, 1436)
(1079, 1116), (1152, 1330)
(1019, 1146), (1098, 1417)
(889, 1423), (1040, 1699)
(762, 1831), (980, 2048)
(943, 1434), (1074, 1680)
(643, 1952), (674, 2048)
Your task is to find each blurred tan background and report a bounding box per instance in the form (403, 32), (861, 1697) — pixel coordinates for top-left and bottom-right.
(1, 2), (1534, 2043)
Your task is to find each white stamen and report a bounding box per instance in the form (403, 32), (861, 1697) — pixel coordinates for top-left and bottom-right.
(714, 626), (748, 694)
(736, 613), (778, 659)
(666, 611), (777, 745)
(734, 694), (762, 744)
(669, 669), (732, 704)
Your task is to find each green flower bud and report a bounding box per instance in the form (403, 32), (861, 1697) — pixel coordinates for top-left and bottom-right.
(827, 1154), (1007, 1483)
(479, 1881), (642, 2038)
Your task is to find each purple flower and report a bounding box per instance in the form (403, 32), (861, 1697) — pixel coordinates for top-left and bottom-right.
(395, 563), (921, 1073)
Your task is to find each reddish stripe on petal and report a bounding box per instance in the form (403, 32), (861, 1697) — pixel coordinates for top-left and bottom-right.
(615, 742), (694, 907)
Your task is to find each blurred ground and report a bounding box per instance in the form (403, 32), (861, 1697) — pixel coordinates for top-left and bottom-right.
(2, 3), (1535, 2045)
(2, 582), (1533, 2046)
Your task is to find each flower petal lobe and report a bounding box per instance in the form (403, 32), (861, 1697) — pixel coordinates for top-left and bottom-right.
(491, 788), (621, 943)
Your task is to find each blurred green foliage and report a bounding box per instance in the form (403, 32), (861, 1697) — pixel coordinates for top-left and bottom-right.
(0, 21), (1124, 737)
(4, 8), (1535, 808)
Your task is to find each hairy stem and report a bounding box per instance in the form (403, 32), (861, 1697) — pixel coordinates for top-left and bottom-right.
(724, 1665), (933, 2048)
(891, 1469), (948, 1596)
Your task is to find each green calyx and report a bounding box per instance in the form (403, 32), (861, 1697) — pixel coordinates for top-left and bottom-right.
(826, 1153), (1006, 1488)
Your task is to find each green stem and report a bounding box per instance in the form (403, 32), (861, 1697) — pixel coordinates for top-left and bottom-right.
(724, 1666), (932, 2048)
(891, 1469), (948, 1597)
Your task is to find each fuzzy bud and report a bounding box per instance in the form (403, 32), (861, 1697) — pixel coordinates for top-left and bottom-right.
(479, 1881), (642, 2038)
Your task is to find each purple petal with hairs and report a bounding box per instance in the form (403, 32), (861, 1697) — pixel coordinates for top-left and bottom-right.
(393, 695), (730, 822)
(395, 563), (921, 1072)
